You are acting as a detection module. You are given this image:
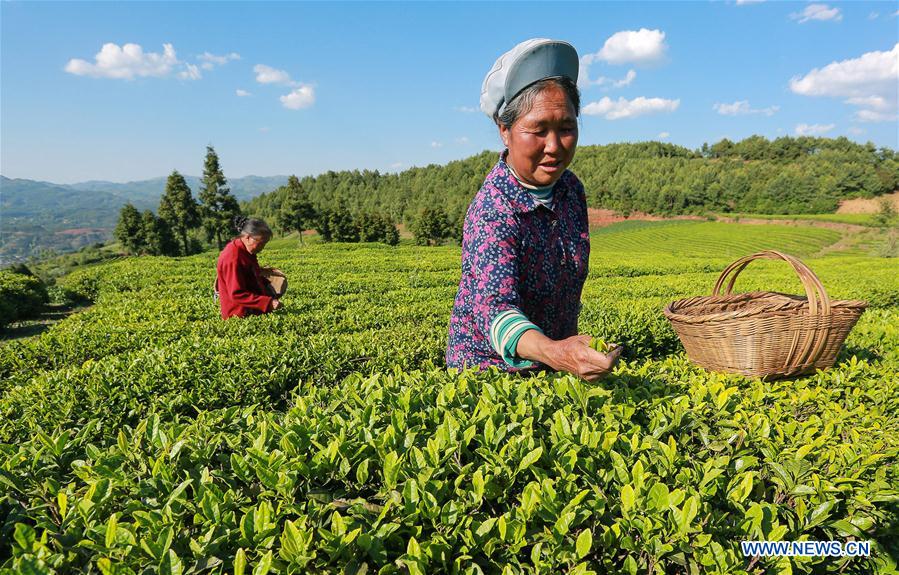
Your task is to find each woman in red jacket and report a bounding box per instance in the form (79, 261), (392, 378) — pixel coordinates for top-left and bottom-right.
(216, 216), (283, 319)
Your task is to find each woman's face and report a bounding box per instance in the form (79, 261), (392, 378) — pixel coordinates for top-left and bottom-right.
(500, 83), (578, 188)
(242, 234), (269, 255)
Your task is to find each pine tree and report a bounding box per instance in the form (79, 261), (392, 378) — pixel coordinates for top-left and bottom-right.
(158, 170), (200, 255)
(115, 203), (146, 254)
(277, 175), (316, 244)
(198, 146), (241, 249)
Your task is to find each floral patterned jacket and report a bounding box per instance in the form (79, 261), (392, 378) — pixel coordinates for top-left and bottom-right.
(446, 153), (590, 371)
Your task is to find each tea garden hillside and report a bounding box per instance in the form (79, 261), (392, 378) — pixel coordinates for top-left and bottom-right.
(1, 135), (896, 269)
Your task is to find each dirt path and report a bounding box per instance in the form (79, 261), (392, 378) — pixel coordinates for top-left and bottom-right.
(1, 302), (89, 342)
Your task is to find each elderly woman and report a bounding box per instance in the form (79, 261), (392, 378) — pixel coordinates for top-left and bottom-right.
(216, 216), (284, 319)
(446, 39), (621, 381)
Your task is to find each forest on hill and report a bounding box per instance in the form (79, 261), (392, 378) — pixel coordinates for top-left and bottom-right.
(244, 136), (899, 232)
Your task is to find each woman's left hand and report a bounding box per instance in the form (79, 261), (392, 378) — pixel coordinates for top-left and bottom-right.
(518, 332), (622, 381)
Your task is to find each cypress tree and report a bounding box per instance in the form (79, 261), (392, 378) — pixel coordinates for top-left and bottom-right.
(115, 203), (146, 254)
(198, 146), (241, 249)
(158, 170), (200, 255)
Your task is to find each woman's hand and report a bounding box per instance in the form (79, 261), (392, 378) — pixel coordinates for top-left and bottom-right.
(517, 331), (622, 381)
(546, 335), (622, 381)
(271, 299), (283, 310)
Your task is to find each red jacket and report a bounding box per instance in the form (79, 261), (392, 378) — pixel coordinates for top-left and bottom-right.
(216, 238), (273, 319)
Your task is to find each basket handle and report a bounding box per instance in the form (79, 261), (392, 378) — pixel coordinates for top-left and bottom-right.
(712, 251), (832, 375)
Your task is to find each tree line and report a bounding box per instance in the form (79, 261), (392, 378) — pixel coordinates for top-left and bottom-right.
(115, 146), (242, 256)
(244, 136), (897, 243)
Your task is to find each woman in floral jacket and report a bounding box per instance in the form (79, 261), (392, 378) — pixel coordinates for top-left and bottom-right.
(446, 39), (621, 381)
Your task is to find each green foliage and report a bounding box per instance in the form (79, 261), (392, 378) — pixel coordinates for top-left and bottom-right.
(199, 146), (241, 250)
(242, 138), (899, 232)
(141, 211), (179, 257)
(313, 207), (397, 246)
(411, 207), (452, 246)
(159, 171), (201, 256)
(357, 212), (399, 245)
(0, 271), (48, 328)
(114, 203), (145, 255)
(1, 223), (898, 573)
(872, 198), (898, 228)
(276, 176), (317, 243)
(317, 203), (359, 243)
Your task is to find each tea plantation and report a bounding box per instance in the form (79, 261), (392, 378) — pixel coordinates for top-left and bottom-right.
(1, 222), (897, 574)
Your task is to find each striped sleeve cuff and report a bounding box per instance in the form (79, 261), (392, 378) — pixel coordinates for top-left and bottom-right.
(489, 309), (543, 368)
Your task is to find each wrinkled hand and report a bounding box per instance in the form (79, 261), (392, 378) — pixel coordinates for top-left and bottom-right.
(546, 335), (622, 381)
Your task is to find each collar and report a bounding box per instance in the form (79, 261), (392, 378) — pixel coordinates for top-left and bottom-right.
(493, 150), (568, 214)
(233, 237), (257, 259)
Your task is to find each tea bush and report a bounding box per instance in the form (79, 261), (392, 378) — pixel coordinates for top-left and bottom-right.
(0, 270), (48, 329)
(1, 223), (897, 574)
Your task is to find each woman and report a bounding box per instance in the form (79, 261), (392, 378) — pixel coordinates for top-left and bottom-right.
(216, 216), (284, 319)
(446, 38), (621, 381)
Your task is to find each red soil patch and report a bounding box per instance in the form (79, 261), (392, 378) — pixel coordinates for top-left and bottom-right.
(836, 191), (899, 214)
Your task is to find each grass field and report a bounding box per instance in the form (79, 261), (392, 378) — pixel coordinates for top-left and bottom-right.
(1, 222), (897, 574)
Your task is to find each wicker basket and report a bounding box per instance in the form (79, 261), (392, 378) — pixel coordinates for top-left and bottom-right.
(663, 251), (867, 379)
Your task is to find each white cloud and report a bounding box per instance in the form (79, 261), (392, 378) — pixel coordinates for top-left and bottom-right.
(280, 85), (315, 109)
(658, 132), (670, 139)
(791, 4), (843, 23)
(254, 64), (295, 85)
(790, 44), (898, 123)
(178, 63), (202, 80)
(855, 109), (897, 122)
(390, 162), (404, 169)
(594, 29), (667, 65)
(236, 89), (251, 97)
(65, 42), (183, 79)
(614, 69), (637, 88)
(868, 12), (879, 20)
(795, 123), (835, 136)
(199, 51), (240, 70)
(455, 136), (470, 145)
(582, 96), (680, 119)
(578, 65), (637, 89)
(713, 100), (780, 116)
(430, 141), (443, 148)
(454, 106), (477, 113)
(259, 127), (271, 133)
(845, 95), (889, 110)
(847, 126), (866, 135)
(735, 0), (765, 4)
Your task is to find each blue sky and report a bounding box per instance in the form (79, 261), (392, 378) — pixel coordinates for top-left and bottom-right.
(1, 1), (897, 184)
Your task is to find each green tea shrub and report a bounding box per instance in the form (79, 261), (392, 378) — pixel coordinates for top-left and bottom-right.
(1, 227), (897, 573)
(0, 271), (48, 328)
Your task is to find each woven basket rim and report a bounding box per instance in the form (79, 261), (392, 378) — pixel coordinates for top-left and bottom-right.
(664, 290), (867, 323)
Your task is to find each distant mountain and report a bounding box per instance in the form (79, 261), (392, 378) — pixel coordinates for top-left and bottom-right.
(0, 174), (289, 264)
(59, 174), (289, 203)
